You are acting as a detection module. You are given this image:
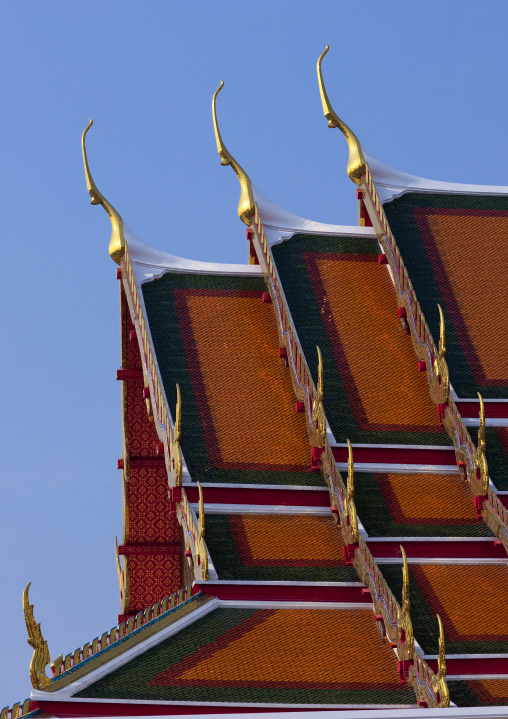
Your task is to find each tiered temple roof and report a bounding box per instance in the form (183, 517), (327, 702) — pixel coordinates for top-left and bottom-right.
(6, 46), (508, 719)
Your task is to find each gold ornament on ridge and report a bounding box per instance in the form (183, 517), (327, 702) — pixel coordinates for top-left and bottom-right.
(474, 392), (489, 494)
(344, 439), (358, 544)
(317, 45), (366, 186)
(433, 304), (450, 402)
(172, 383), (183, 486)
(397, 546), (414, 661)
(312, 346), (327, 447)
(23, 583), (61, 690)
(81, 119), (126, 265)
(212, 81), (255, 226)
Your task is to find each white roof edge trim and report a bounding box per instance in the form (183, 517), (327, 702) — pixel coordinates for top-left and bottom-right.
(252, 185), (377, 247)
(364, 149), (508, 204)
(124, 225), (263, 285)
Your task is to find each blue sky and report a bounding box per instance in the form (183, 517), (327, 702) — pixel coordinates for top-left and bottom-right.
(1, 0), (508, 702)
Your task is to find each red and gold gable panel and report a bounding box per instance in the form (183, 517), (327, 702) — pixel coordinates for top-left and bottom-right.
(75, 607), (416, 706)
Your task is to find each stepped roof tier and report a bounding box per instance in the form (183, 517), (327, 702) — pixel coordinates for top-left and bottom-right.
(6, 48), (508, 719)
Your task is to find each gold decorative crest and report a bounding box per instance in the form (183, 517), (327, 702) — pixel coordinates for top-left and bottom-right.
(212, 81), (255, 226)
(344, 439), (358, 544)
(81, 119), (126, 265)
(317, 45), (366, 185)
(397, 546), (414, 661)
(312, 346), (327, 447)
(433, 305), (450, 402)
(23, 583), (61, 690)
(474, 392), (489, 494)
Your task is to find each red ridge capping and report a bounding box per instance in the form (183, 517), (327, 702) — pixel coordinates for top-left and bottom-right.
(427, 656), (508, 675)
(32, 701), (337, 717)
(378, 254), (388, 265)
(116, 368), (143, 381)
(331, 444), (457, 466)
(183, 484), (330, 507)
(295, 401), (305, 413)
(116, 268), (122, 280)
(196, 581), (369, 604)
(261, 291), (272, 304)
(455, 399), (508, 419)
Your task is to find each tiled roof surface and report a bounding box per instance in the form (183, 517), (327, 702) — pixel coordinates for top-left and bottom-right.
(355, 472), (491, 537)
(76, 607), (415, 705)
(142, 273), (320, 485)
(450, 679), (508, 707)
(272, 235), (451, 445)
(380, 563), (508, 654)
(204, 513), (358, 581)
(383, 193), (508, 399)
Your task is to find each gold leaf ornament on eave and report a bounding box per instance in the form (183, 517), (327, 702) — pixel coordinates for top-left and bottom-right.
(316, 45), (366, 185)
(212, 81), (255, 226)
(81, 119), (126, 264)
(23, 583), (62, 690)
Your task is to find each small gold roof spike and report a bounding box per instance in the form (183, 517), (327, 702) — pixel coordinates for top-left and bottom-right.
(212, 81), (255, 226)
(81, 119), (126, 265)
(317, 45), (366, 186)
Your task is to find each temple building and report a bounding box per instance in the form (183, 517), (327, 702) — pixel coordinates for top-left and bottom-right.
(4, 46), (508, 718)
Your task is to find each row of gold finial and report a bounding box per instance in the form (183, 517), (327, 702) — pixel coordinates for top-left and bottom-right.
(178, 485), (209, 580)
(0, 701), (32, 719)
(23, 582), (195, 689)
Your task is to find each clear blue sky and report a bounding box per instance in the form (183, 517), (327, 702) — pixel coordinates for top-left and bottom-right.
(1, 0), (507, 702)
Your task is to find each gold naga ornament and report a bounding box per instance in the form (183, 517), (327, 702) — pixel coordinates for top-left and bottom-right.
(474, 392), (489, 495)
(433, 305), (450, 402)
(23, 583), (62, 690)
(171, 383), (183, 487)
(317, 45), (366, 186)
(212, 81), (255, 226)
(344, 439), (358, 544)
(397, 546), (414, 663)
(312, 346), (327, 447)
(81, 119), (126, 265)
(198, 481), (205, 540)
(432, 616), (450, 707)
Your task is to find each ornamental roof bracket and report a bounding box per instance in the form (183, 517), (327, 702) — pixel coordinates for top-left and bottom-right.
(81, 119), (126, 265)
(212, 81), (255, 226)
(316, 45), (366, 186)
(432, 615), (450, 706)
(23, 583), (62, 690)
(474, 392), (489, 494)
(312, 346), (327, 447)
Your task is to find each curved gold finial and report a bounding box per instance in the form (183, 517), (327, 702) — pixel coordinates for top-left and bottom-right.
(436, 615), (446, 679)
(212, 82), (255, 226)
(198, 481), (205, 539)
(400, 546), (410, 615)
(23, 583), (60, 690)
(347, 438), (354, 500)
(81, 119), (126, 265)
(317, 46), (366, 185)
(477, 392), (486, 454)
(437, 304), (446, 358)
(312, 346), (327, 447)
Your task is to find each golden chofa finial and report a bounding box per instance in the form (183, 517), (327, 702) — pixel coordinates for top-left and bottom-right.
(212, 81), (255, 226)
(23, 583), (62, 690)
(81, 119), (126, 265)
(317, 45), (366, 186)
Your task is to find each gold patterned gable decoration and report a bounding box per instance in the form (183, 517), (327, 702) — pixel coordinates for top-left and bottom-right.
(23, 583), (61, 690)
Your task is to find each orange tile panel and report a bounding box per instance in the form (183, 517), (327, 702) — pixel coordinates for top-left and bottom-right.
(151, 609), (403, 689)
(415, 209), (508, 385)
(379, 473), (478, 525)
(311, 255), (441, 432)
(230, 514), (345, 566)
(182, 291), (310, 469)
(470, 679), (508, 702)
(413, 565), (508, 641)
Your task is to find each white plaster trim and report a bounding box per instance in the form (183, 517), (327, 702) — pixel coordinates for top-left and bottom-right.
(125, 225), (262, 285)
(216, 601), (373, 610)
(336, 463), (459, 475)
(426, 653), (508, 660)
(448, 674), (508, 680)
(464, 418), (508, 428)
(252, 186), (376, 245)
(367, 536), (496, 543)
(29, 695), (421, 711)
(365, 149), (508, 204)
(332, 442), (455, 451)
(194, 504), (330, 515)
